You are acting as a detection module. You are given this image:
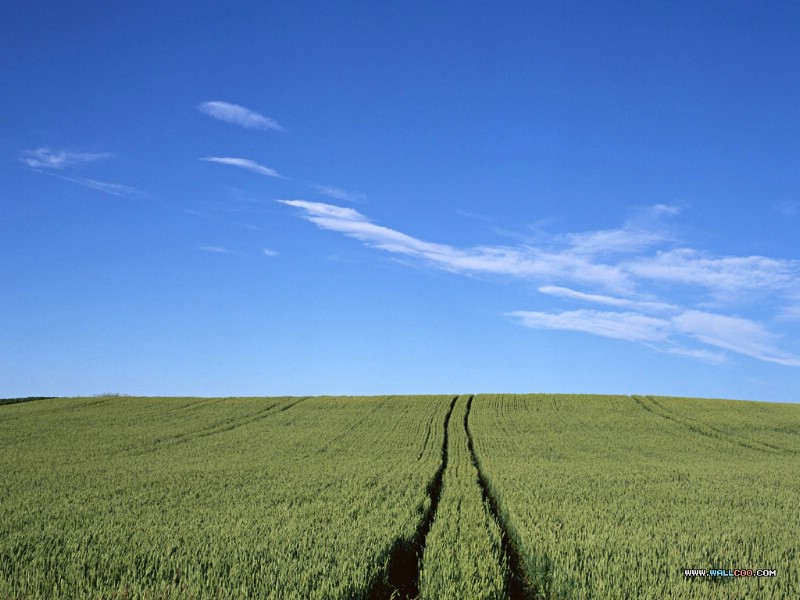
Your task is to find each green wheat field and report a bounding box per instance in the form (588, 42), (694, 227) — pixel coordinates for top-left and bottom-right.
(1, 394), (798, 599)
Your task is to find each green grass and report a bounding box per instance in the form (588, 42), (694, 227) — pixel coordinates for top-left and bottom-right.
(469, 394), (800, 599)
(1, 394), (798, 598)
(0, 395), (453, 598)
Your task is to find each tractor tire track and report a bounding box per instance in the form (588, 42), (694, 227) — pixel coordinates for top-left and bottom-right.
(316, 396), (395, 456)
(196, 396), (309, 438)
(132, 397), (309, 455)
(367, 395), (458, 600)
(633, 396), (788, 455)
(647, 396), (791, 454)
(162, 397), (224, 413)
(464, 394), (536, 600)
(416, 409), (436, 461)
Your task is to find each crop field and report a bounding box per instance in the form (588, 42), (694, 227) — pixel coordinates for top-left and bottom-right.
(1, 394), (798, 599)
(469, 395), (800, 599)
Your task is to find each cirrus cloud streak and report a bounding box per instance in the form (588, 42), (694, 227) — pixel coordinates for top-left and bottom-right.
(20, 147), (113, 170)
(281, 199), (800, 367)
(200, 157), (281, 178)
(197, 101), (283, 131)
(511, 307), (800, 367)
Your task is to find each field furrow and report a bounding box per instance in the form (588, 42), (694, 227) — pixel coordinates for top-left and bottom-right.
(469, 394), (800, 599)
(637, 395), (794, 455)
(0, 395), (454, 599)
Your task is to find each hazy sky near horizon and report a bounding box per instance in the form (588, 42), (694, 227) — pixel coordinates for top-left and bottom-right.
(2, 2), (799, 402)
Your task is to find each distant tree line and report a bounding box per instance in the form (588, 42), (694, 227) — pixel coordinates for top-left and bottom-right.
(0, 396), (58, 406)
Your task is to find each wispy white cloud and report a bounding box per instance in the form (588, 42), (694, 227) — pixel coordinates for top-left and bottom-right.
(538, 285), (676, 313)
(199, 246), (233, 254)
(21, 147), (146, 198)
(280, 199), (800, 367)
(625, 249), (800, 298)
(531, 282), (799, 365)
(197, 101), (283, 131)
(262, 248), (278, 257)
(457, 210), (495, 223)
(512, 307), (799, 366)
(20, 147), (112, 169)
(39, 171), (145, 198)
(312, 184), (367, 203)
(200, 157), (281, 178)
(663, 346), (728, 364)
(279, 200), (800, 298)
(66, 177), (142, 198)
(672, 310), (800, 367)
(511, 309), (671, 342)
(278, 199), (631, 289)
(563, 227), (668, 256)
(647, 203), (683, 217)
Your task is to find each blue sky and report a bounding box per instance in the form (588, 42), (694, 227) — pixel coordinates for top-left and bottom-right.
(2, 1), (799, 402)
